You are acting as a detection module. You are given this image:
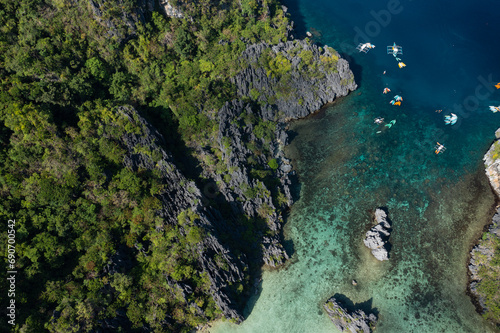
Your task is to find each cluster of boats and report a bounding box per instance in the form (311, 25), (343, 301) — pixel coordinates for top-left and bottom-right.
(358, 41), (500, 154)
(358, 41), (461, 154)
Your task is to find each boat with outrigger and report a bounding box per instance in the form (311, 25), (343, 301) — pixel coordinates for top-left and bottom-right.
(387, 43), (403, 56)
(435, 142), (446, 154)
(357, 42), (376, 53)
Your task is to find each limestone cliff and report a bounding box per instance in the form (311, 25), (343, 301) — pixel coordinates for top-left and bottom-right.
(211, 39), (356, 267)
(483, 130), (500, 197)
(468, 129), (500, 325)
(116, 106), (247, 322)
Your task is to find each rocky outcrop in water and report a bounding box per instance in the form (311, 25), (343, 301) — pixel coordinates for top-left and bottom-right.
(323, 297), (377, 333)
(364, 208), (392, 261)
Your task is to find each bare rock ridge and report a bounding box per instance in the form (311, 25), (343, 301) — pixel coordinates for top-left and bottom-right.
(116, 106), (247, 321)
(324, 297), (377, 333)
(364, 208), (392, 261)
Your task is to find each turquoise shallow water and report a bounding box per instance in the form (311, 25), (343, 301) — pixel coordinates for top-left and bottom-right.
(210, 0), (500, 332)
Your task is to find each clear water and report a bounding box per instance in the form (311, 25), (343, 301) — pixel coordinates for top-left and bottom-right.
(209, 0), (500, 332)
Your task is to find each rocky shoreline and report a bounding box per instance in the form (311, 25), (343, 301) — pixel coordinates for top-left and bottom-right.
(468, 129), (500, 326)
(121, 37), (357, 323)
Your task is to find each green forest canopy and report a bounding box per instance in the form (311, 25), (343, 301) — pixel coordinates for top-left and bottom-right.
(0, 0), (290, 331)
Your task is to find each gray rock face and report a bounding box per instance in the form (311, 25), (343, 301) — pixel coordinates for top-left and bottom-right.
(116, 106), (246, 322)
(212, 39), (356, 268)
(159, 0), (184, 18)
(363, 208), (392, 261)
(232, 39), (357, 120)
(324, 297), (377, 333)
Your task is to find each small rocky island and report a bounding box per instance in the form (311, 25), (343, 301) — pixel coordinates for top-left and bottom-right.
(364, 208), (392, 261)
(323, 296), (377, 333)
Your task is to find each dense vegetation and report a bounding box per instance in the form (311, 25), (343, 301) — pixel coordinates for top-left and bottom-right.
(0, 0), (292, 331)
(474, 230), (500, 326)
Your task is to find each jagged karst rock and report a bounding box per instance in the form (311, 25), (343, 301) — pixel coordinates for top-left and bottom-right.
(323, 297), (377, 333)
(232, 39), (357, 120)
(209, 40), (357, 271)
(261, 236), (289, 267)
(113, 106), (247, 322)
(363, 208), (392, 261)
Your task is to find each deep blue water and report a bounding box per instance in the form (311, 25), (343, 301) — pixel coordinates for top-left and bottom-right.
(210, 1), (500, 332)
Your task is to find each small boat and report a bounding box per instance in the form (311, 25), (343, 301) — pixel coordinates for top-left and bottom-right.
(383, 87), (391, 94)
(356, 42), (376, 53)
(495, 83), (500, 89)
(390, 95), (403, 106)
(385, 120), (396, 128)
(398, 62), (406, 68)
(374, 117), (384, 124)
(387, 43), (403, 56)
(444, 113), (457, 125)
(489, 106), (500, 113)
(435, 142), (446, 154)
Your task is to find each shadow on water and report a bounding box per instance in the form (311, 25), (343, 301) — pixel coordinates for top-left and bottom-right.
(332, 293), (379, 318)
(282, 238), (295, 258)
(243, 278), (263, 318)
(280, 0), (307, 39)
(341, 54), (363, 89)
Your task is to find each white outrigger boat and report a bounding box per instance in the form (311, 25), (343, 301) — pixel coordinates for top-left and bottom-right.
(387, 43), (403, 56)
(434, 142), (446, 154)
(357, 42), (376, 53)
